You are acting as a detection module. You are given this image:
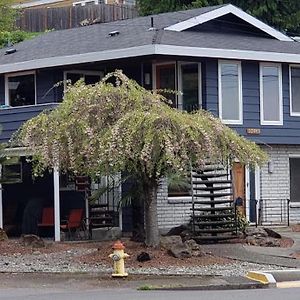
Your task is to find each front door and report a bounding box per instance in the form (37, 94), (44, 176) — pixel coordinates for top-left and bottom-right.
(232, 162), (246, 215)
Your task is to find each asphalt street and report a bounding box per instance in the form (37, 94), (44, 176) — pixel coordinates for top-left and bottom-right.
(1, 287), (300, 300)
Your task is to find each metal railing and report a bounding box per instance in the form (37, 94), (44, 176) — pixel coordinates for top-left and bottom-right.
(256, 198), (290, 226)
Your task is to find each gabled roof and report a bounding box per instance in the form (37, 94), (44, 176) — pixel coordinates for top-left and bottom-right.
(165, 4), (292, 42)
(0, 4), (299, 74)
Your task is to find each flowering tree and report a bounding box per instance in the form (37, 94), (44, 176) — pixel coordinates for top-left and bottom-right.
(15, 70), (267, 246)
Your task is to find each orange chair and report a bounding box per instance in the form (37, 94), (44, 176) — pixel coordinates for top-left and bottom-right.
(60, 208), (84, 239)
(38, 207), (54, 228)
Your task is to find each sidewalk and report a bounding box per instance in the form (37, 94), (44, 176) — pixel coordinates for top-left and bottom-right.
(202, 227), (300, 268)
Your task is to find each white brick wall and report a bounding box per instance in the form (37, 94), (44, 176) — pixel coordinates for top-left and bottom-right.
(156, 178), (192, 230)
(260, 145), (300, 224)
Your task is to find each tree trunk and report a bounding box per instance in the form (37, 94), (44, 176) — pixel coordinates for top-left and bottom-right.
(144, 180), (160, 247)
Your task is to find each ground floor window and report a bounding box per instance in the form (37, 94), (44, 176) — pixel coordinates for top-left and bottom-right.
(290, 158), (300, 202)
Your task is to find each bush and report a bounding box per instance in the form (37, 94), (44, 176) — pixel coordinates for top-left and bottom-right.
(0, 30), (39, 48)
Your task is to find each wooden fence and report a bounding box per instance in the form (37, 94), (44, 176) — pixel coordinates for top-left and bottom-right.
(16, 4), (139, 32)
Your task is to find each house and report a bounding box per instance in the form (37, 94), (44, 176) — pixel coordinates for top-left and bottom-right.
(0, 4), (299, 241)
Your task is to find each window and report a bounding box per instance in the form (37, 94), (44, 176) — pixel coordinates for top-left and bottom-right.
(290, 158), (300, 202)
(154, 62), (202, 111)
(178, 62), (201, 112)
(168, 173), (191, 198)
(72, 0), (99, 6)
(5, 71), (36, 107)
(260, 63), (283, 125)
(64, 70), (103, 89)
(290, 65), (300, 116)
(218, 61), (243, 124)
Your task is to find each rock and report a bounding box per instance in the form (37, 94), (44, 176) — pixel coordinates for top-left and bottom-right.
(137, 252), (151, 262)
(21, 235), (45, 248)
(165, 225), (188, 236)
(184, 240), (205, 257)
(184, 239), (202, 251)
(245, 236), (258, 246)
(264, 228), (282, 239)
(258, 237), (281, 247)
(168, 244), (192, 258)
(245, 227), (268, 238)
(160, 235), (183, 250)
(0, 228), (8, 241)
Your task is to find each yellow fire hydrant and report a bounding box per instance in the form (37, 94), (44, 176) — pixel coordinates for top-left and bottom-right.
(109, 240), (129, 278)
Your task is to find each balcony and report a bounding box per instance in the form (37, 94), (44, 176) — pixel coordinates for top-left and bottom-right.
(0, 103), (58, 143)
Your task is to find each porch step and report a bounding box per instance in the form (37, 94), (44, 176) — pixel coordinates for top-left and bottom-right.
(193, 220), (235, 226)
(192, 173), (228, 179)
(192, 207), (233, 212)
(192, 180), (232, 185)
(193, 213), (235, 219)
(193, 186), (231, 191)
(193, 199), (233, 205)
(193, 192), (232, 198)
(195, 228), (236, 234)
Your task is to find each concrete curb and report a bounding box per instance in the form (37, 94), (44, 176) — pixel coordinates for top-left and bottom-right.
(246, 270), (300, 288)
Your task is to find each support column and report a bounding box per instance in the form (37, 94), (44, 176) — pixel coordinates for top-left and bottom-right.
(0, 165), (3, 229)
(53, 167), (60, 242)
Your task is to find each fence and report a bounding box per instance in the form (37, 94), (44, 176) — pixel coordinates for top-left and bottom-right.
(16, 4), (139, 32)
(257, 198), (290, 226)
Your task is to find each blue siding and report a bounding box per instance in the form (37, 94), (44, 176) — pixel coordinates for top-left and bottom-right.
(205, 60), (300, 145)
(0, 103), (58, 142)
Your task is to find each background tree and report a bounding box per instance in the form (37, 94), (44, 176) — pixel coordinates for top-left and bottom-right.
(0, 0), (17, 32)
(15, 71), (267, 247)
(137, 0), (300, 35)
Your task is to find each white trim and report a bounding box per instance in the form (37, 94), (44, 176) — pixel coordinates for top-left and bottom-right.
(245, 166), (250, 221)
(177, 62), (202, 111)
(73, 0), (99, 6)
(53, 167), (60, 242)
(4, 45), (300, 75)
(218, 60), (243, 125)
(63, 69), (104, 90)
(289, 64), (300, 117)
(0, 102), (57, 111)
(164, 4), (292, 42)
(5, 70), (37, 107)
(259, 62), (283, 126)
(255, 166), (261, 223)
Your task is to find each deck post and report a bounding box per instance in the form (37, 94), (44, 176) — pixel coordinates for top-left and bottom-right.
(53, 166), (60, 242)
(0, 165), (3, 229)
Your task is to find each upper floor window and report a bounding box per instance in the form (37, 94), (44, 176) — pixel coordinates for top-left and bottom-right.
(153, 62), (201, 112)
(260, 63), (283, 125)
(218, 60), (243, 124)
(5, 71), (36, 107)
(290, 65), (300, 116)
(64, 70), (103, 90)
(178, 62), (201, 112)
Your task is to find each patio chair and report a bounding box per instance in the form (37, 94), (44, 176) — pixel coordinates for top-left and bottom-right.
(60, 208), (84, 240)
(37, 207), (54, 228)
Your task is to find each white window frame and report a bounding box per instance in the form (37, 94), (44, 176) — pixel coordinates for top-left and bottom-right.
(177, 61), (202, 111)
(218, 60), (243, 125)
(5, 70), (37, 107)
(63, 70), (104, 91)
(289, 64), (300, 117)
(260, 62), (283, 125)
(72, 0), (99, 6)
